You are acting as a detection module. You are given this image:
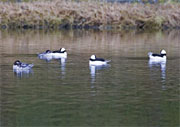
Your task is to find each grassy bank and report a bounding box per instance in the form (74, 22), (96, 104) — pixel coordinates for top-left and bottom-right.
(0, 0), (180, 30)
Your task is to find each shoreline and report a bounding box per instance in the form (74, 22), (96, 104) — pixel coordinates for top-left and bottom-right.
(0, 1), (180, 30)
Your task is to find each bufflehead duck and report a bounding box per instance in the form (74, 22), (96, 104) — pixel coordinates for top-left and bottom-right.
(148, 49), (167, 61)
(13, 60), (34, 70)
(38, 50), (53, 61)
(89, 55), (110, 66)
(52, 48), (67, 59)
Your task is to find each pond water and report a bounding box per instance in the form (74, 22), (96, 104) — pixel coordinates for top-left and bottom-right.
(0, 29), (179, 127)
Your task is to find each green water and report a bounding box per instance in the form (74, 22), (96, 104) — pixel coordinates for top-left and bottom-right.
(0, 30), (179, 127)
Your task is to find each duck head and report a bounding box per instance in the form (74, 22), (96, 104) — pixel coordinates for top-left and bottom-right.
(46, 50), (51, 53)
(60, 48), (66, 52)
(90, 55), (96, 60)
(14, 60), (21, 65)
(161, 50), (166, 55)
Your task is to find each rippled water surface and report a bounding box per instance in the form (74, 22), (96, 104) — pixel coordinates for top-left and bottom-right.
(0, 30), (179, 127)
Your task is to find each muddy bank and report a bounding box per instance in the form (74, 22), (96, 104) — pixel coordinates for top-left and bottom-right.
(0, 1), (180, 30)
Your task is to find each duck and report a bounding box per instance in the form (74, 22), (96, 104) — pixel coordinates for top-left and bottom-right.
(38, 50), (53, 61)
(13, 60), (34, 70)
(52, 48), (67, 59)
(38, 50), (53, 58)
(89, 55), (111, 66)
(148, 49), (167, 61)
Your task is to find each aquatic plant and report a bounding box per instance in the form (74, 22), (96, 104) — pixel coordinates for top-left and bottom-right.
(0, 0), (180, 30)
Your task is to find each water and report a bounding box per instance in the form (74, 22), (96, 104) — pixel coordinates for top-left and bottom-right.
(0, 30), (179, 127)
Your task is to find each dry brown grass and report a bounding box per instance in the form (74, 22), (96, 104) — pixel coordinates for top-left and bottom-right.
(0, 0), (180, 30)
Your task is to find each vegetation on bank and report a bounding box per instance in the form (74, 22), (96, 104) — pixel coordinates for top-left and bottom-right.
(0, 0), (180, 30)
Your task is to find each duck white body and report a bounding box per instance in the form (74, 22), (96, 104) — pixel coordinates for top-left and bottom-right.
(148, 50), (167, 62)
(38, 50), (53, 61)
(52, 48), (67, 59)
(13, 60), (34, 70)
(89, 55), (110, 66)
(89, 61), (108, 66)
(52, 52), (67, 59)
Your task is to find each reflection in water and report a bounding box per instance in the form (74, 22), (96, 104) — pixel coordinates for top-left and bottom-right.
(0, 30), (179, 127)
(89, 65), (110, 97)
(59, 58), (66, 77)
(148, 60), (166, 88)
(13, 69), (33, 78)
(89, 64), (110, 96)
(38, 54), (67, 77)
(89, 65), (110, 84)
(38, 52), (67, 77)
(90, 65), (96, 85)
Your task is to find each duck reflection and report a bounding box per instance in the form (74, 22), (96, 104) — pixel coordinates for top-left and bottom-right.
(148, 60), (166, 86)
(59, 58), (66, 76)
(89, 64), (110, 84)
(13, 69), (33, 78)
